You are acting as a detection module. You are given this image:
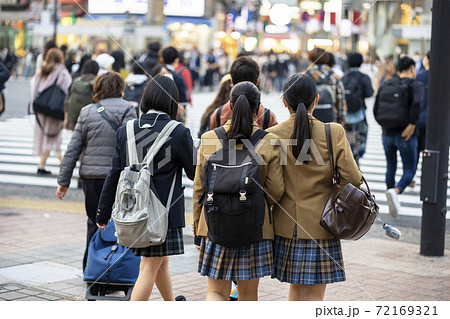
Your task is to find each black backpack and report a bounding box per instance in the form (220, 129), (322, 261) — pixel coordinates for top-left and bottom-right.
(342, 71), (363, 113)
(215, 104), (271, 130)
(306, 70), (337, 123)
(374, 77), (411, 130)
(203, 127), (268, 248)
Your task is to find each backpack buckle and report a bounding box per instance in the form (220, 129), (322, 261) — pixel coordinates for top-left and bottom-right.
(239, 191), (247, 204)
(207, 192), (214, 206)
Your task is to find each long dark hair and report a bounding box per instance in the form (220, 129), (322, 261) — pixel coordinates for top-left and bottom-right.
(283, 73), (317, 160)
(140, 74), (179, 120)
(200, 78), (232, 127)
(229, 81), (260, 140)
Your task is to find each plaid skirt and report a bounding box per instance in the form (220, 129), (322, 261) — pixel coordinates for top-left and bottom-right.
(272, 230), (345, 285)
(132, 227), (184, 257)
(198, 237), (273, 281)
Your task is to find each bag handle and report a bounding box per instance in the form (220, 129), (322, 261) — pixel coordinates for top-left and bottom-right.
(325, 124), (374, 195)
(324, 124), (339, 185)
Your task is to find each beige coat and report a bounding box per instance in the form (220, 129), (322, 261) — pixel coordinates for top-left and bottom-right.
(193, 120), (285, 240)
(267, 114), (363, 239)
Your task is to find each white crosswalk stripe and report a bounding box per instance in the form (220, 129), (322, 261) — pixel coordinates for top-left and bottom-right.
(0, 94), (448, 219)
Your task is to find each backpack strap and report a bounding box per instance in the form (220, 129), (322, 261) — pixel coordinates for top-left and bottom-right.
(97, 103), (119, 131)
(213, 126), (228, 148)
(215, 105), (223, 128)
(262, 108), (270, 130)
(249, 129), (269, 146)
(126, 120), (139, 165)
(143, 120), (181, 169)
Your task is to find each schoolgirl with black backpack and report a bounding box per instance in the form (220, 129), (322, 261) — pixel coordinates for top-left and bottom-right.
(192, 81), (284, 301)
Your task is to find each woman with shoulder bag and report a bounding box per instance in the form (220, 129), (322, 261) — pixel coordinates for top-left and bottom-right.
(31, 48), (72, 175)
(193, 81), (284, 301)
(267, 74), (363, 301)
(96, 74), (196, 301)
(56, 72), (136, 272)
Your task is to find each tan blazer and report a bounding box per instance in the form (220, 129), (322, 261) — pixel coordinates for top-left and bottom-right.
(267, 114), (363, 239)
(193, 120), (285, 240)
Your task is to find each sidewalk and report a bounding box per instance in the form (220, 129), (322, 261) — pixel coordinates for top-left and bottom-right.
(0, 193), (449, 301)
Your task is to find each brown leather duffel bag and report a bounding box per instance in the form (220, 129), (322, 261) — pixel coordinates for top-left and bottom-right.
(320, 124), (379, 240)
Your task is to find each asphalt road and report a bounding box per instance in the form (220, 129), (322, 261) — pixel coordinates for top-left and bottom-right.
(1, 77), (32, 121)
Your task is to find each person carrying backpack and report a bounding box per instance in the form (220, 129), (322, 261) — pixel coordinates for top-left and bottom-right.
(96, 75), (195, 301)
(64, 60), (99, 130)
(306, 48), (346, 124)
(56, 72), (136, 272)
(267, 73), (362, 301)
(342, 52), (374, 165)
(193, 81), (284, 301)
(209, 57), (278, 130)
(373, 56), (424, 218)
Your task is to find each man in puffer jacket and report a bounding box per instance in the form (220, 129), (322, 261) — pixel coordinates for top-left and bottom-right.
(124, 62), (149, 116)
(56, 72), (136, 272)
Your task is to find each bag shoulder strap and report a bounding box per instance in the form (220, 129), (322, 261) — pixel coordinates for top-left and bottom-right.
(249, 129), (268, 146)
(215, 105), (223, 128)
(325, 124), (339, 184)
(262, 108), (270, 130)
(143, 120), (181, 167)
(96, 103), (119, 131)
(126, 119), (138, 165)
(213, 126), (228, 148)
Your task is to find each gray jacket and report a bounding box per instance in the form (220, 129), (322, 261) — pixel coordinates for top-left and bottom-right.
(58, 98), (136, 186)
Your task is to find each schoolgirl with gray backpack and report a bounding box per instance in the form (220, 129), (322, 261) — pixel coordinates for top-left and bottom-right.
(112, 119), (181, 248)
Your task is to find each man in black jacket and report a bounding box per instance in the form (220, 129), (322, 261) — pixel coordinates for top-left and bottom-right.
(373, 56), (424, 218)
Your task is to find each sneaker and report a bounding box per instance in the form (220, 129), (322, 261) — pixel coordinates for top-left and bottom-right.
(229, 281), (238, 301)
(408, 180), (415, 188)
(385, 188), (401, 218)
(37, 168), (51, 175)
(175, 295), (186, 301)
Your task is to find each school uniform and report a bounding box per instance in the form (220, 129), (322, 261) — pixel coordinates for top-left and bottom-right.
(96, 111), (196, 257)
(193, 120), (284, 281)
(267, 114), (363, 285)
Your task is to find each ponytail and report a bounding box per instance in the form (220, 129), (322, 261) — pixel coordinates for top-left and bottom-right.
(229, 94), (253, 140)
(290, 102), (311, 160)
(282, 73), (317, 161)
(228, 81), (261, 141)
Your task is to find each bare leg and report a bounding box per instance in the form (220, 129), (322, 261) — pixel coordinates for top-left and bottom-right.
(130, 257), (164, 301)
(236, 278), (260, 301)
(154, 257), (175, 301)
(205, 278), (231, 301)
(55, 151), (63, 164)
(288, 283), (327, 301)
(38, 150), (51, 169)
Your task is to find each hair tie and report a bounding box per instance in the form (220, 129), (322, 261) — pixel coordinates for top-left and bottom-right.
(298, 102), (306, 109)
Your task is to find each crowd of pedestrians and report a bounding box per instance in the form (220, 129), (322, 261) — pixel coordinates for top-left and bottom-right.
(18, 37), (430, 301)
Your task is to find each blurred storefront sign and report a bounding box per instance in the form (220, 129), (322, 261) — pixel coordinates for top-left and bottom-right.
(88, 0), (148, 14)
(163, 0), (205, 17)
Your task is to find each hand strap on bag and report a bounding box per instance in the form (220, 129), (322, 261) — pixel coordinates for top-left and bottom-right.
(34, 113), (62, 138)
(325, 124), (339, 185)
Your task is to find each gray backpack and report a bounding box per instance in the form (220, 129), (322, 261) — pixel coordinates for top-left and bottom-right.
(112, 119), (181, 248)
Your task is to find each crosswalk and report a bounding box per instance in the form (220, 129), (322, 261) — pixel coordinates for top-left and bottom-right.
(0, 93), (449, 220)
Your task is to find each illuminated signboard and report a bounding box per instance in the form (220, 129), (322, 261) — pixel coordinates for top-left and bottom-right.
(163, 0), (205, 17)
(88, 0), (148, 14)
